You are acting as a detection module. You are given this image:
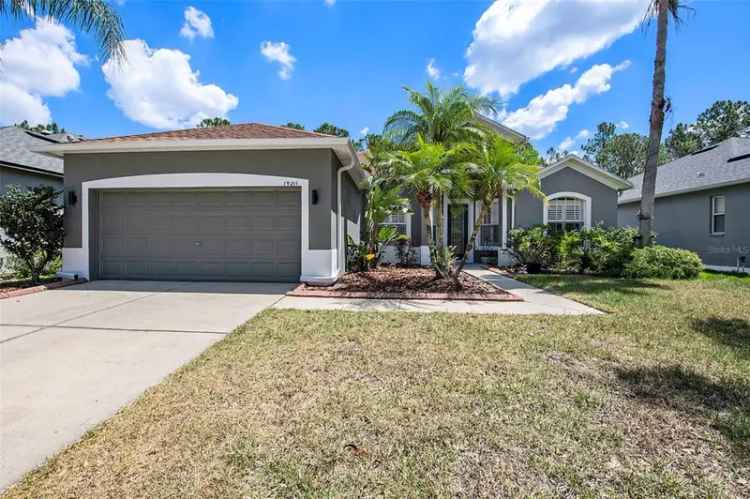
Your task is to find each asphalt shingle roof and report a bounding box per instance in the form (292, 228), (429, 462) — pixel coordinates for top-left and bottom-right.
(619, 137), (750, 204)
(87, 123), (336, 143)
(0, 127), (66, 175)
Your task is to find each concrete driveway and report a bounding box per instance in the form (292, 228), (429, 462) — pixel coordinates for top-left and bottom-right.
(0, 280), (293, 491)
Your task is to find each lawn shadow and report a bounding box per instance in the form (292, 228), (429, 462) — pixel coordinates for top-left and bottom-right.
(615, 365), (750, 459)
(690, 317), (750, 358)
(523, 275), (669, 297)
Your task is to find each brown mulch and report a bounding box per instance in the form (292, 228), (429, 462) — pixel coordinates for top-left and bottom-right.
(289, 267), (522, 301)
(0, 278), (84, 299)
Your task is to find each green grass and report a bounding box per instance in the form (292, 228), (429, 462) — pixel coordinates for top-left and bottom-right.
(699, 269), (750, 286)
(4, 274), (750, 498)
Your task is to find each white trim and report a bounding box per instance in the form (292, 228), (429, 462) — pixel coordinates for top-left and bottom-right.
(63, 172), (339, 283)
(710, 195), (726, 235)
(476, 114), (528, 144)
(618, 178), (750, 204)
(419, 245), (431, 266)
(705, 264), (749, 275)
(543, 192), (592, 228)
(542, 154), (632, 190)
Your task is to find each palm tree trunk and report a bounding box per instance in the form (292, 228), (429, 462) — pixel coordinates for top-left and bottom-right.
(452, 201), (490, 285)
(639, 0), (669, 246)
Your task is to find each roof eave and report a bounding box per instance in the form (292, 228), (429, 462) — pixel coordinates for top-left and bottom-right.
(618, 177), (750, 204)
(33, 137), (363, 187)
(541, 155), (632, 191)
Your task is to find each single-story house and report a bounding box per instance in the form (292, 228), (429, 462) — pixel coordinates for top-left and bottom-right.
(618, 137), (750, 272)
(38, 121), (631, 284)
(0, 126), (70, 270)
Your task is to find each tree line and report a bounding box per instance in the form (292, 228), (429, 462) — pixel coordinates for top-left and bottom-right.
(546, 99), (750, 179)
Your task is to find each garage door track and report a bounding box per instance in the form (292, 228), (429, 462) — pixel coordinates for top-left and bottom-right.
(0, 280), (294, 491)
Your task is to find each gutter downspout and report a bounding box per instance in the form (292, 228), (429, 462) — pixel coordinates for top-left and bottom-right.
(336, 144), (357, 277)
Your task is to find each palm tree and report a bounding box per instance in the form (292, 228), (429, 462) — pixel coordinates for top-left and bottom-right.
(639, 0), (686, 245)
(387, 136), (471, 265)
(1, 0), (125, 60)
(384, 82), (497, 146)
(453, 135), (542, 279)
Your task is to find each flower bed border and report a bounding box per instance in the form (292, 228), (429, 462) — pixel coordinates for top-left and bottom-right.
(0, 278), (86, 300)
(289, 271), (523, 302)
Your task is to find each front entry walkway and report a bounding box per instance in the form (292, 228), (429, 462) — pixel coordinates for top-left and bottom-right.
(274, 267), (601, 315)
(0, 280), (294, 491)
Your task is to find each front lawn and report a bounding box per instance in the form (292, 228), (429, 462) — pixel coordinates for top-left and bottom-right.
(5, 275), (749, 497)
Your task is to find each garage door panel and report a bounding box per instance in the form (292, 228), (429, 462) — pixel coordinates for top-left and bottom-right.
(97, 189), (301, 282)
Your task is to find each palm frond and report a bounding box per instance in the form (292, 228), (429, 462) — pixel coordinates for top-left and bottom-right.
(4, 0), (125, 61)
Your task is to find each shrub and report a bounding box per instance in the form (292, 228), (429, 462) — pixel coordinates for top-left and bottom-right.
(509, 225), (557, 273)
(580, 226), (638, 276)
(624, 245), (703, 279)
(0, 186), (64, 283)
(6, 254), (62, 279)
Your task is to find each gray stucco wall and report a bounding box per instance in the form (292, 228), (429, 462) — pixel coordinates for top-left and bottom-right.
(62, 149), (344, 250)
(618, 182), (750, 267)
(1, 166), (63, 193)
(341, 168), (362, 243)
(515, 167), (620, 228)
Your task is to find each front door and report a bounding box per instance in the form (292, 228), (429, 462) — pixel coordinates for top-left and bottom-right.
(447, 203), (468, 257)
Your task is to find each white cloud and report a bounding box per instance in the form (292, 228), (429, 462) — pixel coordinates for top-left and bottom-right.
(324, 0), (336, 6)
(179, 6), (214, 40)
(617, 120), (630, 129)
(558, 136), (575, 151)
(569, 66), (579, 74)
(102, 39), (238, 129)
(502, 61), (630, 139)
(260, 41), (296, 80)
(0, 16), (86, 125)
(576, 128), (591, 140)
(0, 81), (51, 124)
(426, 58), (440, 79)
(359, 127), (369, 136)
(464, 0), (648, 97)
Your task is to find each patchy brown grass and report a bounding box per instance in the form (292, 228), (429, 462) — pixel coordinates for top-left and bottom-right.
(4, 275), (749, 498)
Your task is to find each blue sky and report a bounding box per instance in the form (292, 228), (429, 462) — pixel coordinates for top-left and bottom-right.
(0, 0), (748, 155)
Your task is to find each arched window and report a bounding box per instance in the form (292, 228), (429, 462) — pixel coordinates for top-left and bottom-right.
(544, 192), (591, 232)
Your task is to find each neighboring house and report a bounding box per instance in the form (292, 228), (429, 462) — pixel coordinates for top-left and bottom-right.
(618, 137), (750, 272)
(37, 123), (366, 284)
(371, 117), (633, 266)
(0, 127), (68, 271)
(37, 121), (630, 284)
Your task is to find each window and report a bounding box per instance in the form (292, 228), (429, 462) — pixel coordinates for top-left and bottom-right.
(380, 213), (409, 236)
(711, 195), (726, 234)
(547, 197), (584, 232)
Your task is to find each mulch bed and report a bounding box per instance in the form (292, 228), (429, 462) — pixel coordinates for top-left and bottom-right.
(0, 278), (85, 299)
(289, 267), (522, 301)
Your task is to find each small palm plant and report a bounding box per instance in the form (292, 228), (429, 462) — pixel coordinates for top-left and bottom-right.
(387, 135), (472, 278)
(362, 176), (410, 268)
(453, 135), (542, 280)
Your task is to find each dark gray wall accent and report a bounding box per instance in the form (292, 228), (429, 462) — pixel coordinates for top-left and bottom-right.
(409, 195), (423, 247)
(618, 182), (750, 267)
(515, 167), (620, 228)
(63, 149), (342, 250)
(342, 170), (362, 243)
(1, 165), (62, 193)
